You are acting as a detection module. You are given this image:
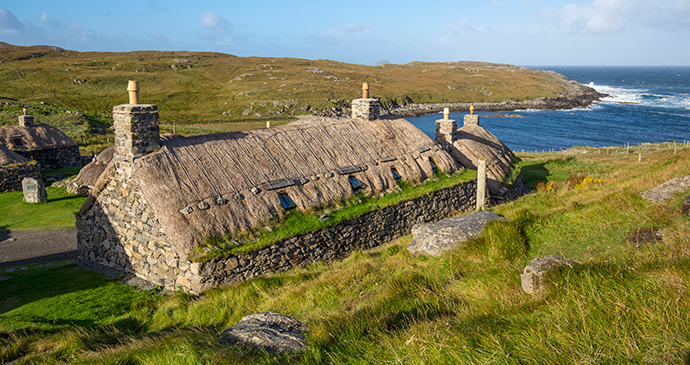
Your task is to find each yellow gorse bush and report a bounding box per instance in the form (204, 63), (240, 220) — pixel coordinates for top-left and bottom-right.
(574, 175), (606, 191)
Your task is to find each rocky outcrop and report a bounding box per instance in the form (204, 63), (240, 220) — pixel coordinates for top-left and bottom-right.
(520, 256), (579, 295)
(640, 175), (690, 202)
(384, 79), (606, 117)
(407, 211), (507, 257)
(219, 312), (307, 354)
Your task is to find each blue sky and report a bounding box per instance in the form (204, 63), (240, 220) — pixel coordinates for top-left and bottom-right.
(1, 0), (689, 66)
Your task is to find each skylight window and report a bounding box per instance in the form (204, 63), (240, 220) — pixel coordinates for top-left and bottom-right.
(11, 138), (23, 149)
(391, 168), (401, 181)
(348, 176), (364, 190)
(429, 158), (437, 174)
(278, 193), (296, 210)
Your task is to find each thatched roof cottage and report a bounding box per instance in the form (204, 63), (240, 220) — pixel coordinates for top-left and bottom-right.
(77, 84), (519, 293)
(0, 111), (82, 169)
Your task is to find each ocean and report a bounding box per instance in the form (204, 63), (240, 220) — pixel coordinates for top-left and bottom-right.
(407, 66), (690, 152)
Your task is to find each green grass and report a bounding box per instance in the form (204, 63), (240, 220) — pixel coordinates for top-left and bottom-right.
(197, 169), (477, 260)
(0, 187), (86, 230)
(1, 146), (690, 364)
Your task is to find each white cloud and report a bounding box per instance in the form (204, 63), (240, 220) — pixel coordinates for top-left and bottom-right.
(443, 18), (480, 35)
(335, 23), (366, 33)
(0, 7), (25, 35)
(545, 0), (690, 34)
(197, 11), (242, 46)
(38, 13), (61, 28)
(199, 11), (231, 32)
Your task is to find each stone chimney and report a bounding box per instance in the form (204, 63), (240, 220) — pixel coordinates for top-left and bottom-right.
(351, 82), (381, 120)
(18, 107), (34, 127)
(113, 81), (160, 178)
(435, 107), (456, 148)
(463, 104), (479, 127)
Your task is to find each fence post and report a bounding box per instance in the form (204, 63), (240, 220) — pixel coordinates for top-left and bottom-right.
(476, 157), (487, 211)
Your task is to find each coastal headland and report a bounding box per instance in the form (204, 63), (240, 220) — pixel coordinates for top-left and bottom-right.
(0, 44), (604, 123)
(383, 78), (605, 117)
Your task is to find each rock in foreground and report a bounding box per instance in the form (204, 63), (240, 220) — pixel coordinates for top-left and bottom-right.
(521, 256), (579, 296)
(407, 211), (507, 257)
(640, 175), (690, 202)
(219, 311), (307, 354)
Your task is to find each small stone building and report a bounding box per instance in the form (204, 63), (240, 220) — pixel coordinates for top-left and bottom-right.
(0, 145), (40, 192)
(77, 99), (461, 292)
(0, 113), (82, 169)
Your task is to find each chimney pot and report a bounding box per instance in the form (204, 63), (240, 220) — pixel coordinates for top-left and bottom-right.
(443, 108), (450, 120)
(127, 80), (140, 104)
(362, 82), (369, 99)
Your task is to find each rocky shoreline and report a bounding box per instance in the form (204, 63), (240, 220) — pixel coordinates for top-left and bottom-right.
(315, 73), (606, 118)
(384, 79), (606, 117)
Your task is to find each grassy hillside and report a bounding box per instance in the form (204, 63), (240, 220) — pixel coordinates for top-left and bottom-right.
(2, 144), (689, 364)
(0, 44), (565, 123)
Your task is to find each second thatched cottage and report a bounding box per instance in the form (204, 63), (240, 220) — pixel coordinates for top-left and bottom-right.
(0, 109), (82, 170)
(77, 83), (518, 293)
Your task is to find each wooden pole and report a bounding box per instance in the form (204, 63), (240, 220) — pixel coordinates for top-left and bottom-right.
(476, 158), (487, 211)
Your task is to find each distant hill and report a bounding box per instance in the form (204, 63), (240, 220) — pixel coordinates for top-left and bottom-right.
(0, 43), (572, 122)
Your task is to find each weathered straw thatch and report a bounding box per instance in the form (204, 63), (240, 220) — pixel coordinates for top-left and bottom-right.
(451, 124), (515, 193)
(0, 124), (77, 151)
(129, 118), (456, 259)
(0, 145), (28, 166)
(71, 134), (181, 192)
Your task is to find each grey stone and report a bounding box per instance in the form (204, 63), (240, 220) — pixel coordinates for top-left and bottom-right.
(520, 256), (579, 295)
(683, 196), (690, 217)
(22, 177), (47, 203)
(407, 211), (507, 257)
(219, 311), (307, 354)
(640, 175), (690, 202)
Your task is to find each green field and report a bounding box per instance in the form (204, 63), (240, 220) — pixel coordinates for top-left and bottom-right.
(2, 144), (689, 364)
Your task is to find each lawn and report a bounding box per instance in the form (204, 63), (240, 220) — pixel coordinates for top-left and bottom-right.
(0, 187), (86, 230)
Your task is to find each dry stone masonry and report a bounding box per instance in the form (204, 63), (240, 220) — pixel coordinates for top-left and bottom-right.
(113, 104), (160, 178)
(0, 164), (40, 193)
(351, 82), (381, 120)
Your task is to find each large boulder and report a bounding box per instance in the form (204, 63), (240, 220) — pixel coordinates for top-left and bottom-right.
(407, 211), (507, 257)
(640, 175), (690, 202)
(520, 256), (579, 296)
(219, 311), (307, 354)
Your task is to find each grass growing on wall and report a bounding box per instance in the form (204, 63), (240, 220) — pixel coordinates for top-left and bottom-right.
(1, 145), (690, 364)
(196, 168), (478, 260)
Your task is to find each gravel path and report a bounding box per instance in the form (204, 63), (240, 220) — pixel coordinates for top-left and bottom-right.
(0, 228), (78, 268)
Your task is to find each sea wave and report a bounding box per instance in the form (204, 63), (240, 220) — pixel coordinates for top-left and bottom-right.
(588, 82), (689, 110)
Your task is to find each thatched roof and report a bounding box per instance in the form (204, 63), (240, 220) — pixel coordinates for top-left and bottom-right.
(71, 134), (181, 190)
(451, 124), (515, 193)
(125, 118), (457, 259)
(0, 145), (28, 166)
(0, 124), (77, 151)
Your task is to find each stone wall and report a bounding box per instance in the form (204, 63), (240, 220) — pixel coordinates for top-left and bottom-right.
(18, 146), (82, 170)
(0, 163), (40, 192)
(78, 174), (527, 294)
(76, 175), (183, 288)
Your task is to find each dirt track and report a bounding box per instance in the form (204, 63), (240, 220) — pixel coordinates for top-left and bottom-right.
(0, 228), (77, 268)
